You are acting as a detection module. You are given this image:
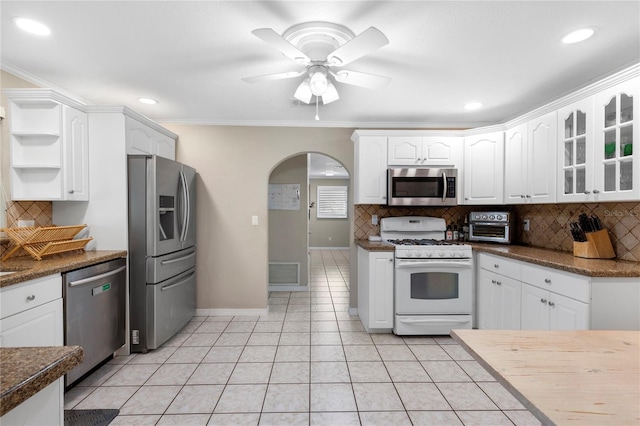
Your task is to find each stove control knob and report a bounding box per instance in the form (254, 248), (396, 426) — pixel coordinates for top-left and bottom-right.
(496, 214), (503, 221)
(489, 215), (495, 220)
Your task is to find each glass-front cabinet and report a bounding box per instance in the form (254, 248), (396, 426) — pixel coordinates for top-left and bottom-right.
(557, 98), (595, 202)
(594, 77), (639, 201)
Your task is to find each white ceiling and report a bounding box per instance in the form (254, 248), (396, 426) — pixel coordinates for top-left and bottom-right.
(1, 1), (639, 129)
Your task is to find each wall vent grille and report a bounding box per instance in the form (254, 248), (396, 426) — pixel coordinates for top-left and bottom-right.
(269, 262), (300, 285)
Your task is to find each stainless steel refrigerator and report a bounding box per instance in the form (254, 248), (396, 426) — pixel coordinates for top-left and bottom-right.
(128, 155), (196, 353)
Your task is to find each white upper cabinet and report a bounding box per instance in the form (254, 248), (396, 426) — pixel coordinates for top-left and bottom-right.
(387, 136), (462, 167)
(7, 90), (89, 201)
(557, 97), (595, 202)
(593, 77), (639, 201)
(352, 133), (388, 204)
(388, 136), (462, 166)
(505, 112), (557, 204)
(125, 116), (176, 160)
(463, 131), (504, 204)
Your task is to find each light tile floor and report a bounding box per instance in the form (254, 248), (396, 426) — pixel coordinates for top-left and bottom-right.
(65, 249), (541, 426)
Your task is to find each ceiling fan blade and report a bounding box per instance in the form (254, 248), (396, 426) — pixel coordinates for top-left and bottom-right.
(331, 70), (391, 89)
(252, 28), (311, 65)
(242, 70), (306, 84)
(327, 27), (389, 67)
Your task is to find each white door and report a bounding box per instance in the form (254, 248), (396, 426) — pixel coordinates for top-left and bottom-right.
(463, 132), (504, 204)
(528, 111), (557, 203)
(497, 276), (521, 329)
(549, 295), (589, 330)
(521, 283), (550, 329)
(505, 124), (527, 203)
(388, 136), (422, 165)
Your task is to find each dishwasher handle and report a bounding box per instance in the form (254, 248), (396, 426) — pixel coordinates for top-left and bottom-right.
(68, 265), (127, 287)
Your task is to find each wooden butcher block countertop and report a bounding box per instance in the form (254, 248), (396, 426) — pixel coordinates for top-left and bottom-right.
(451, 329), (640, 426)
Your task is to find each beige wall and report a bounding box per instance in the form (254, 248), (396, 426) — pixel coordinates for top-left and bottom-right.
(309, 178), (351, 248)
(269, 154), (308, 287)
(163, 124), (355, 310)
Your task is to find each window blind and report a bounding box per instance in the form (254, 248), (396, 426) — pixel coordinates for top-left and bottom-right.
(317, 186), (348, 219)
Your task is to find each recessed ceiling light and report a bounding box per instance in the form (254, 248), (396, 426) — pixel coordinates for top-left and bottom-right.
(138, 97), (159, 105)
(464, 102), (483, 111)
(562, 28), (595, 44)
(13, 17), (51, 36)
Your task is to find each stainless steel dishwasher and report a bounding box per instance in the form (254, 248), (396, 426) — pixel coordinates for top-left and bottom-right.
(63, 258), (127, 386)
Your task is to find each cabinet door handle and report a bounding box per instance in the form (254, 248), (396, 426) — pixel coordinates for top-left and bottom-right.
(496, 281), (502, 286)
(526, 194), (531, 198)
(26, 295), (36, 301)
(544, 278), (551, 284)
(520, 195), (525, 198)
(593, 189), (600, 194)
(68, 189), (75, 194)
(494, 264), (499, 268)
(548, 301), (555, 307)
(540, 298), (547, 304)
(584, 190), (591, 194)
(389, 259), (393, 262)
(491, 279), (496, 284)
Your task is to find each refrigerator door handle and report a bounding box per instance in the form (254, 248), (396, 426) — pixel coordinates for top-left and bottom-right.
(183, 170), (191, 241)
(178, 170), (189, 242)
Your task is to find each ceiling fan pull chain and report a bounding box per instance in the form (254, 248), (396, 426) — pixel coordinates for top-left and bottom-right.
(315, 96), (320, 121)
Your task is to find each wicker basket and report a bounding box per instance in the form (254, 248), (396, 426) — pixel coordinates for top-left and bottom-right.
(1, 225), (92, 261)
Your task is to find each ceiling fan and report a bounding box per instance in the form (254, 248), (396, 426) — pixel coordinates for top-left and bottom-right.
(242, 21), (391, 108)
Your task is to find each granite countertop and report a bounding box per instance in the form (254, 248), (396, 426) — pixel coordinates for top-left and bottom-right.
(470, 243), (640, 278)
(0, 346), (84, 416)
(0, 250), (128, 288)
(354, 239), (395, 252)
(355, 239), (640, 277)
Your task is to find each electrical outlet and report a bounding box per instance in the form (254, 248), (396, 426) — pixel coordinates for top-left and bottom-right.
(372, 215), (378, 225)
(523, 219), (530, 232)
(328, 236), (332, 241)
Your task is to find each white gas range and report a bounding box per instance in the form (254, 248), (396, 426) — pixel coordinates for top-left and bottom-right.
(381, 216), (474, 336)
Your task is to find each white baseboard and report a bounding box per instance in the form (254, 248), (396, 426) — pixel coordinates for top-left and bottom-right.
(196, 308), (269, 317)
(309, 247), (350, 250)
(268, 285), (309, 292)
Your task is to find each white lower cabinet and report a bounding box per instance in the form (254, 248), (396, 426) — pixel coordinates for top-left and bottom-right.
(357, 247), (394, 332)
(521, 283), (589, 330)
(477, 252), (639, 331)
(0, 274), (64, 426)
(477, 255), (521, 329)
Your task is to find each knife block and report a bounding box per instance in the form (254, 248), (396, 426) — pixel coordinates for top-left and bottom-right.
(573, 229), (615, 259)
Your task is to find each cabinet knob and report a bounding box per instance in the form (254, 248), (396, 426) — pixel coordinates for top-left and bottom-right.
(593, 189), (600, 194)
(548, 301), (555, 307)
(584, 190), (591, 194)
(520, 195), (525, 198)
(544, 278), (551, 284)
(68, 189), (75, 194)
(491, 279), (496, 284)
(494, 264), (499, 268)
(540, 298), (547, 304)
(465, 197), (469, 200)
(496, 281), (502, 286)
(526, 195), (531, 198)
(389, 258), (393, 262)
(26, 295), (36, 301)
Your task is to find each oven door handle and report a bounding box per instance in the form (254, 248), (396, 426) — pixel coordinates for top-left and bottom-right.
(398, 318), (471, 324)
(395, 261), (472, 269)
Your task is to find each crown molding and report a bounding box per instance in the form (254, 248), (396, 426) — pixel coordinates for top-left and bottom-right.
(2, 88), (87, 111)
(1, 62), (90, 105)
(86, 105), (177, 138)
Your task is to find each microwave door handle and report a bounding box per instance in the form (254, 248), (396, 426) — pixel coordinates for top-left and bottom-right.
(442, 171), (447, 202)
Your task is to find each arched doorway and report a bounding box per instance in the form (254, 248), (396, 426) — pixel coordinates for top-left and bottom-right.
(268, 152), (351, 293)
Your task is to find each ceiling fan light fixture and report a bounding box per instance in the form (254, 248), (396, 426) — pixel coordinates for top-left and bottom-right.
(294, 78), (313, 104)
(321, 82), (339, 104)
(309, 70), (328, 96)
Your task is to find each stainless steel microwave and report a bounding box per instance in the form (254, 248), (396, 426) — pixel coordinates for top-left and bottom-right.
(387, 168), (457, 206)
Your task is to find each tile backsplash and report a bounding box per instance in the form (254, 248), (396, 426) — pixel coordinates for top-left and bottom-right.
(355, 202), (640, 262)
(4, 200), (53, 228)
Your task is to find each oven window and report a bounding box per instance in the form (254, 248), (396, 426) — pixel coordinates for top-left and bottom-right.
(410, 272), (459, 299)
(471, 224), (507, 238)
(392, 177), (442, 197)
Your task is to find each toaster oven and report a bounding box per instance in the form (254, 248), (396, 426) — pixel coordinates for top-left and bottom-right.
(468, 212), (515, 244)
